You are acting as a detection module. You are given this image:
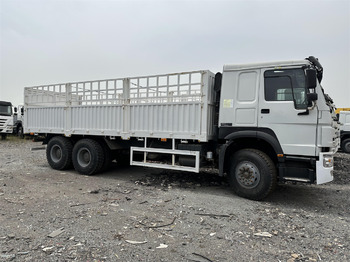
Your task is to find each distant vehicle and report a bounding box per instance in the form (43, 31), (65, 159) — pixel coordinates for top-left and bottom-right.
(0, 101), (26, 139)
(335, 108), (350, 114)
(24, 56), (339, 200)
(13, 105), (25, 138)
(338, 111), (350, 153)
(0, 101), (14, 139)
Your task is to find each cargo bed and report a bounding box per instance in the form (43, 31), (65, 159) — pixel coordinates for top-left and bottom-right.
(24, 70), (216, 142)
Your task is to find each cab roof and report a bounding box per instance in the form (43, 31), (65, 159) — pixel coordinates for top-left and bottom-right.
(223, 59), (310, 71)
(0, 101), (12, 106)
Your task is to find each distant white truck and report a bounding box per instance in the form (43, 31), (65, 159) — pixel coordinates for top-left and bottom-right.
(338, 111), (350, 153)
(0, 101), (25, 139)
(0, 101), (14, 139)
(13, 105), (25, 138)
(24, 56), (339, 200)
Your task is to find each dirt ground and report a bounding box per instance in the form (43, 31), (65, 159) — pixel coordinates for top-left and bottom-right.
(0, 137), (349, 262)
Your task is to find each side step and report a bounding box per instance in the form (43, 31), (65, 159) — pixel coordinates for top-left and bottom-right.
(282, 177), (311, 183)
(130, 138), (200, 173)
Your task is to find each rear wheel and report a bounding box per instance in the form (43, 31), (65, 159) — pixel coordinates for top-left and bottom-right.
(72, 139), (104, 175)
(229, 149), (277, 200)
(341, 138), (350, 153)
(46, 136), (73, 170)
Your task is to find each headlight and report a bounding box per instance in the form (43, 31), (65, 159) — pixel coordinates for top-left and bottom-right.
(323, 155), (333, 168)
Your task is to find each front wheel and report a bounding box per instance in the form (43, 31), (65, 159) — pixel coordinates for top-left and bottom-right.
(229, 149), (277, 200)
(17, 126), (24, 139)
(341, 138), (350, 153)
(72, 139), (104, 175)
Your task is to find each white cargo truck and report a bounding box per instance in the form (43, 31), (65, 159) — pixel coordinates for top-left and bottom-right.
(0, 101), (14, 139)
(338, 111), (350, 153)
(24, 56), (339, 200)
(0, 101), (25, 139)
(12, 105), (25, 138)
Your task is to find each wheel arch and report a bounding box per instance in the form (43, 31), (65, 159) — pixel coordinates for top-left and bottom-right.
(219, 130), (283, 176)
(44, 134), (109, 147)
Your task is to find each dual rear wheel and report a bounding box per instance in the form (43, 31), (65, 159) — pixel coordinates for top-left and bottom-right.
(47, 137), (108, 175)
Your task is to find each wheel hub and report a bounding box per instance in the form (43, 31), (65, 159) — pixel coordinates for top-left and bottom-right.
(345, 143), (350, 152)
(51, 145), (62, 163)
(235, 161), (261, 189)
(77, 148), (91, 167)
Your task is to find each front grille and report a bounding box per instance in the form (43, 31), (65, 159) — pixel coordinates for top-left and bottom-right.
(0, 118), (8, 128)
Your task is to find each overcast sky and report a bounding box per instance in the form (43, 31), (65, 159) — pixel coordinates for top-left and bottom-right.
(1, 0), (349, 107)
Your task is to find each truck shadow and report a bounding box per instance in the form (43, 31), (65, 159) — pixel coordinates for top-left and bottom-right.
(266, 183), (349, 217)
(99, 165), (349, 217)
(100, 165), (231, 193)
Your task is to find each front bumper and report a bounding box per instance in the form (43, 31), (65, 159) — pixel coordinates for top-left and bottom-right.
(0, 127), (13, 134)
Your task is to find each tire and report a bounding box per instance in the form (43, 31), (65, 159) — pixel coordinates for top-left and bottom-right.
(72, 139), (104, 175)
(46, 136), (73, 170)
(341, 138), (350, 153)
(17, 126), (24, 139)
(229, 149), (277, 200)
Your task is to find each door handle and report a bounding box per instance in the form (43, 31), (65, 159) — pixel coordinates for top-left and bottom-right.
(261, 109), (270, 114)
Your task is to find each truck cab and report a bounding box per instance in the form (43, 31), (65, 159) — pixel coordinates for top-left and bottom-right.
(13, 105), (25, 137)
(218, 57), (339, 195)
(0, 101), (14, 139)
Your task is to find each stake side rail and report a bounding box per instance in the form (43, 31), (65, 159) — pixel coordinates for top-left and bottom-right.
(24, 70), (216, 142)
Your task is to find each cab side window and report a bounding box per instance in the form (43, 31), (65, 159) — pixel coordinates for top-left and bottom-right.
(264, 69), (308, 109)
(265, 76), (292, 101)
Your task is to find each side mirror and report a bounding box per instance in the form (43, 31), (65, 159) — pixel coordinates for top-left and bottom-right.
(306, 93), (318, 108)
(21, 107), (24, 115)
(299, 91), (318, 116)
(14, 107), (17, 113)
(306, 69), (317, 89)
(307, 93), (318, 102)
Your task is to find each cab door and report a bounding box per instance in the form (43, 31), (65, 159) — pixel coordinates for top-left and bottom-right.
(258, 68), (318, 156)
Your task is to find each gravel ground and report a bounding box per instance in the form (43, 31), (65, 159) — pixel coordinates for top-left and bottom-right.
(0, 137), (349, 261)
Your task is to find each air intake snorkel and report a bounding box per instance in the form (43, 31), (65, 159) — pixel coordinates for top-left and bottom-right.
(306, 56), (323, 83)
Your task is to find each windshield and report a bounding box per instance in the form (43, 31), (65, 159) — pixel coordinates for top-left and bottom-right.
(0, 105), (12, 116)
